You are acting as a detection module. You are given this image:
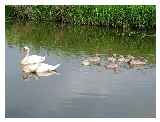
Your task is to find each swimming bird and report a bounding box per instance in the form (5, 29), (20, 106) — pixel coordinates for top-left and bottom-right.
(124, 55), (135, 63)
(82, 59), (90, 66)
(107, 53), (117, 63)
(21, 46), (45, 65)
(105, 62), (119, 69)
(117, 55), (125, 62)
(82, 54), (101, 65)
(127, 58), (146, 66)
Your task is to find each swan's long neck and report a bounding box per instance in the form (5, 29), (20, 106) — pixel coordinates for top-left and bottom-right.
(23, 50), (30, 58)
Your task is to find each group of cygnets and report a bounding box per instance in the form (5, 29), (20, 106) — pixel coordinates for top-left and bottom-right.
(20, 46), (148, 78)
(82, 53), (148, 70)
(21, 46), (61, 75)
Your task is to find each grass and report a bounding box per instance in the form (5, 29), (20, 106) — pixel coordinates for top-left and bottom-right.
(5, 5), (156, 31)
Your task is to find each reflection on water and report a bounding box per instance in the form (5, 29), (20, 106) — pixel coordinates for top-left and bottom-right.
(5, 22), (156, 118)
(22, 71), (59, 80)
(6, 22), (155, 63)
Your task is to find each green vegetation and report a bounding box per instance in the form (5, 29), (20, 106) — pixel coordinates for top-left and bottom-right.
(6, 22), (155, 63)
(5, 5), (156, 31)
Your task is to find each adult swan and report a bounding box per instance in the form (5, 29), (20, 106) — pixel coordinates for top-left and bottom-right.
(21, 46), (45, 65)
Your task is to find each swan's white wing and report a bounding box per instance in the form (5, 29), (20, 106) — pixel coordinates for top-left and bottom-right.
(27, 55), (45, 64)
(36, 63), (50, 72)
(28, 55), (45, 63)
(36, 63), (61, 72)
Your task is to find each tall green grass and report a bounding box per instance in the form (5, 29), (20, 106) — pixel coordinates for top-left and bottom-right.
(5, 5), (156, 31)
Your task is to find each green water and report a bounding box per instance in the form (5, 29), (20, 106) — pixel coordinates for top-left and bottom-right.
(6, 22), (155, 63)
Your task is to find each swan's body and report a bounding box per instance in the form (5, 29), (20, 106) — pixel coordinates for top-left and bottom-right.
(82, 60), (90, 66)
(21, 63), (40, 73)
(87, 56), (100, 64)
(21, 46), (45, 65)
(105, 62), (119, 69)
(128, 59), (146, 65)
(107, 56), (116, 63)
(22, 63), (61, 73)
(126, 54), (146, 66)
(107, 53), (117, 63)
(82, 54), (100, 65)
(117, 55), (125, 62)
(21, 55), (45, 65)
(36, 63), (61, 73)
(36, 71), (59, 77)
(127, 55), (135, 59)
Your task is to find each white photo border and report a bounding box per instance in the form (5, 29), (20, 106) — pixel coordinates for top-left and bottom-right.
(1, 0), (158, 121)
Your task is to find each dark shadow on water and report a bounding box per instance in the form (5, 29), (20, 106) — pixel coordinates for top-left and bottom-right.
(22, 71), (59, 80)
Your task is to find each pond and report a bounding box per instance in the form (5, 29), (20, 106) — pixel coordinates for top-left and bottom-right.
(5, 22), (156, 118)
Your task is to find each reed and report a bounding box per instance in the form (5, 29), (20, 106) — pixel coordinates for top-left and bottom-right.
(5, 5), (156, 31)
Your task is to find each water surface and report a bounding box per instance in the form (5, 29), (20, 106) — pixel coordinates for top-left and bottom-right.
(5, 22), (156, 118)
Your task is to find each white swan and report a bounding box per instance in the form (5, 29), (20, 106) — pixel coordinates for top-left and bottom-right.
(21, 46), (45, 65)
(22, 63), (61, 73)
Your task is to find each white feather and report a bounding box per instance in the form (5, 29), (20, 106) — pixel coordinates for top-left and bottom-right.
(36, 63), (61, 72)
(21, 46), (45, 65)
(21, 55), (45, 65)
